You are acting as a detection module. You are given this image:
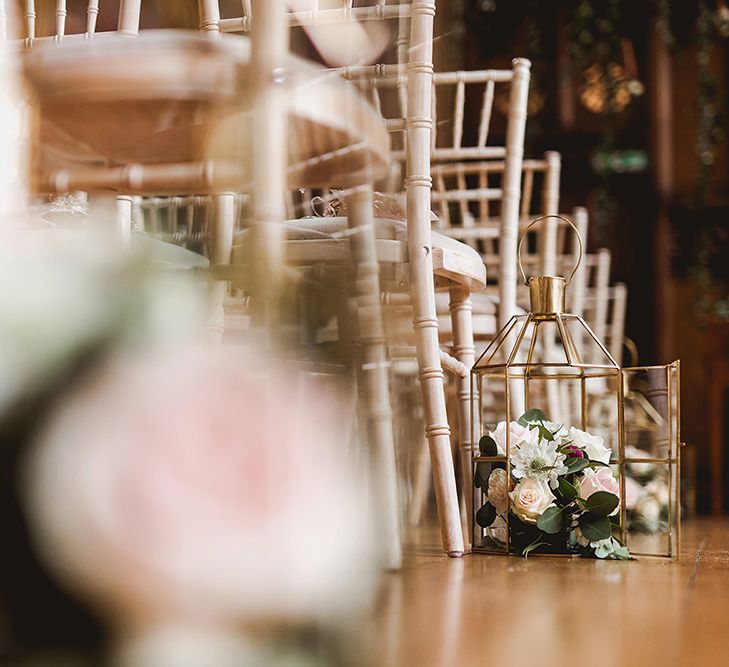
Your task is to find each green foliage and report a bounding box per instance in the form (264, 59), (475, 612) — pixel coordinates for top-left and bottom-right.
(578, 513), (612, 542)
(536, 506), (563, 534)
(584, 491), (619, 517)
(517, 408), (548, 427)
(564, 457), (590, 474)
(557, 476), (579, 501)
(609, 539), (632, 560)
(476, 502), (497, 528)
(479, 435), (498, 456)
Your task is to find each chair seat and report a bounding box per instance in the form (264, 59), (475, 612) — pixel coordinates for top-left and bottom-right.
(25, 31), (390, 193)
(2, 228), (209, 270)
(228, 216), (487, 290)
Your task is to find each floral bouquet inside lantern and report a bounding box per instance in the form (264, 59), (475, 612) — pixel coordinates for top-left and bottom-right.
(475, 409), (631, 560)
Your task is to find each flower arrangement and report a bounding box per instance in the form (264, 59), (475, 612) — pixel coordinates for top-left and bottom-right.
(475, 409), (631, 560)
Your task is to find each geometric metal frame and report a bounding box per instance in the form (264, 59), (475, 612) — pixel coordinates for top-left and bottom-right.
(471, 311), (681, 559)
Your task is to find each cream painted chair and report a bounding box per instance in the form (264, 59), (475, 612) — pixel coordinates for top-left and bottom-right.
(338, 59), (531, 547)
(4, 0), (142, 245)
(199, 0), (469, 559)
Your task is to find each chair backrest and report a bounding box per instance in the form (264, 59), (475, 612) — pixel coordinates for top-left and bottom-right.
(2, 0), (141, 46)
(198, 1), (411, 34)
(341, 57), (531, 330)
(431, 151), (560, 263)
(431, 152), (562, 311)
(342, 63), (528, 164)
(138, 194), (248, 250)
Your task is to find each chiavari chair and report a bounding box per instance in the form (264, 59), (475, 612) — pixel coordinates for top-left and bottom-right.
(200, 0), (474, 558)
(333, 57), (531, 547)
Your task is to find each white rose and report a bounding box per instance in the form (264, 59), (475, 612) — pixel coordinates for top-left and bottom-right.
(509, 478), (555, 524)
(487, 468), (510, 514)
(568, 427), (611, 464)
(489, 421), (538, 456)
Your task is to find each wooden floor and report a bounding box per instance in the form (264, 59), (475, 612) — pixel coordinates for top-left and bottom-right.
(375, 519), (729, 666)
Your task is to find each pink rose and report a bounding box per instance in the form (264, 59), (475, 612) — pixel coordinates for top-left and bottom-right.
(578, 467), (620, 515)
(23, 348), (375, 626)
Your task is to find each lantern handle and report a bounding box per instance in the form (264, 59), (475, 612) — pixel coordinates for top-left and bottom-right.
(517, 214), (584, 286)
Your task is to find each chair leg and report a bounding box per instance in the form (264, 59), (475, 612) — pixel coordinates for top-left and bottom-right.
(449, 285), (475, 552)
(116, 195), (133, 249)
(406, 0), (464, 558)
(407, 431), (431, 528)
(346, 186), (401, 569)
(207, 193), (235, 345)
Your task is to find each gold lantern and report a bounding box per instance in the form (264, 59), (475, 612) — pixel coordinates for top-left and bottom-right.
(471, 216), (681, 558)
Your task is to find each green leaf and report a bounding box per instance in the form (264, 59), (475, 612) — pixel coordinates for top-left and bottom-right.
(536, 424), (554, 442)
(565, 457), (590, 474)
(610, 539), (632, 560)
(557, 476), (578, 501)
(479, 435), (498, 456)
(536, 506), (563, 534)
(476, 502), (497, 528)
(585, 491), (619, 517)
(587, 460), (610, 469)
(522, 539), (549, 558)
(578, 513), (612, 542)
(475, 462), (493, 489)
(517, 408), (548, 427)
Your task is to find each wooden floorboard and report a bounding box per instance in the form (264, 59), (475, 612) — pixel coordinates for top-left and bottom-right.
(375, 519), (729, 666)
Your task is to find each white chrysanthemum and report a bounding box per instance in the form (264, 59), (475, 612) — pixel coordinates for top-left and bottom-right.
(511, 438), (567, 489)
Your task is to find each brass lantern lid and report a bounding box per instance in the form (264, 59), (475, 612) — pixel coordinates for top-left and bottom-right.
(473, 215), (620, 375)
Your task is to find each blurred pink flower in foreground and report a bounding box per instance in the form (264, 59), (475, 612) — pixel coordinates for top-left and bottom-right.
(23, 347), (374, 634)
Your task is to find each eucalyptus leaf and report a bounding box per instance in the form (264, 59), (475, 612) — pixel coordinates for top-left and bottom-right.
(536, 506), (563, 534)
(476, 502), (497, 528)
(479, 435), (498, 456)
(578, 513), (612, 542)
(585, 491), (619, 517)
(587, 460), (610, 469)
(565, 456), (590, 474)
(517, 408), (548, 427)
(475, 462), (493, 489)
(536, 424), (555, 442)
(610, 539), (632, 560)
(557, 476), (578, 501)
